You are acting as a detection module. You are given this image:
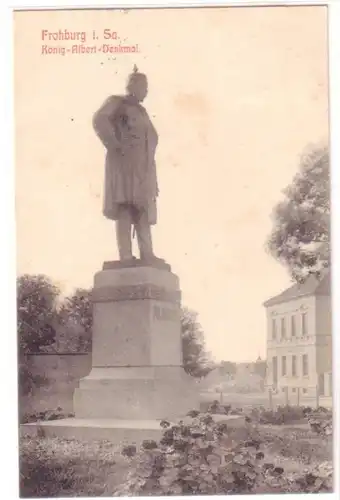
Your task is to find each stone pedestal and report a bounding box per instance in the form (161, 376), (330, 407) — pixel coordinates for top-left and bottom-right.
(74, 262), (198, 421)
(20, 261), (201, 444)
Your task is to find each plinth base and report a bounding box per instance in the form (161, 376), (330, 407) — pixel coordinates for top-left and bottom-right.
(103, 257), (171, 272)
(77, 264), (200, 421)
(74, 367), (199, 420)
(20, 415), (245, 445)
(20, 418), (163, 445)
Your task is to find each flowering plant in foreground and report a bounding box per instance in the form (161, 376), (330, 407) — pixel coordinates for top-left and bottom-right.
(117, 411), (333, 496)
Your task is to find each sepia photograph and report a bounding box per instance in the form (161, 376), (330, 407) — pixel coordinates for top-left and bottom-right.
(14, 3), (334, 496)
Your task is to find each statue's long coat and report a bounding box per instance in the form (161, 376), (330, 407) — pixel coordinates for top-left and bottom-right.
(93, 95), (159, 224)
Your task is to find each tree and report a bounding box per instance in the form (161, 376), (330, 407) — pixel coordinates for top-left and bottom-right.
(17, 274), (59, 354)
(267, 146), (330, 283)
(218, 360), (237, 376)
(181, 307), (213, 378)
(58, 288), (93, 352)
(253, 357), (267, 379)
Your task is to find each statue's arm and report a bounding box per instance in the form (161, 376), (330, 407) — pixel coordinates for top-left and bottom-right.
(151, 121), (159, 196)
(92, 96), (121, 150)
(146, 114), (159, 197)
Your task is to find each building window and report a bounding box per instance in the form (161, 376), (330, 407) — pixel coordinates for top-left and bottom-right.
(291, 315), (296, 337)
(292, 355), (297, 376)
(302, 388), (308, 394)
(272, 356), (278, 385)
(302, 354), (309, 376)
(272, 319), (277, 340)
(282, 356), (287, 376)
(301, 312), (308, 336)
(281, 317), (286, 339)
(318, 374), (325, 396)
(292, 388), (296, 393)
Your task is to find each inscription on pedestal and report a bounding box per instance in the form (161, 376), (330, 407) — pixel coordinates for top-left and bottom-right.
(153, 305), (179, 322)
(92, 284), (181, 304)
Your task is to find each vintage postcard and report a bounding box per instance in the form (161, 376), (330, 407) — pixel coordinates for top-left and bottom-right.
(14, 4), (334, 497)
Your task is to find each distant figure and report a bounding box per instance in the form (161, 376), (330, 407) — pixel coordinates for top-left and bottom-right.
(93, 66), (159, 261)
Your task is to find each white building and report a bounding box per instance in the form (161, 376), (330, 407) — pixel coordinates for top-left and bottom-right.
(264, 271), (332, 407)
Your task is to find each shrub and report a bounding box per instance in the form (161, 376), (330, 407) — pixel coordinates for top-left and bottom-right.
(21, 408), (74, 424)
(113, 410), (333, 496)
(207, 400), (233, 415)
(113, 412), (331, 496)
(249, 405), (306, 425)
(114, 413), (267, 496)
(307, 410), (332, 436)
(293, 461), (333, 493)
(254, 460), (333, 494)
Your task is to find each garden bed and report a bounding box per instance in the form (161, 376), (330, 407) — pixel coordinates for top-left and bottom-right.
(19, 409), (333, 497)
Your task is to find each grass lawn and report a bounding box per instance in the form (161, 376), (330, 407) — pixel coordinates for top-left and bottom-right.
(20, 436), (130, 497)
(258, 424), (332, 468)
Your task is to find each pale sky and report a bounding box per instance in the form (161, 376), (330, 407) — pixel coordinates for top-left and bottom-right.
(15, 6), (329, 362)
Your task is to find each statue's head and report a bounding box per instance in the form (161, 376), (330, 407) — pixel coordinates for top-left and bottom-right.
(126, 65), (148, 102)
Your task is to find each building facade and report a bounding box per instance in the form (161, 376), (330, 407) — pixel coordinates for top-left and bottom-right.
(264, 272), (332, 407)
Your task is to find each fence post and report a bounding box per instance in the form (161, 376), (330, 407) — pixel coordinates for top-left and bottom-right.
(285, 386), (289, 406)
(219, 391), (223, 405)
(269, 388), (273, 409)
(297, 387), (300, 406)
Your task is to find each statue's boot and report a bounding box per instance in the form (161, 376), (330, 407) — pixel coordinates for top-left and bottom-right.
(134, 207), (155, 261)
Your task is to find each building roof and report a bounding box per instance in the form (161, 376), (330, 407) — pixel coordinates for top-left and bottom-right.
(263, 270), (331, 307)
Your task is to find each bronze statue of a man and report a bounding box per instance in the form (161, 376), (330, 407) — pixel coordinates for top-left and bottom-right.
(93, 68), (159, 262)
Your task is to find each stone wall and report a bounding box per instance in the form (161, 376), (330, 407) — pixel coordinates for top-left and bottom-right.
(20, 353), (92, 417)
